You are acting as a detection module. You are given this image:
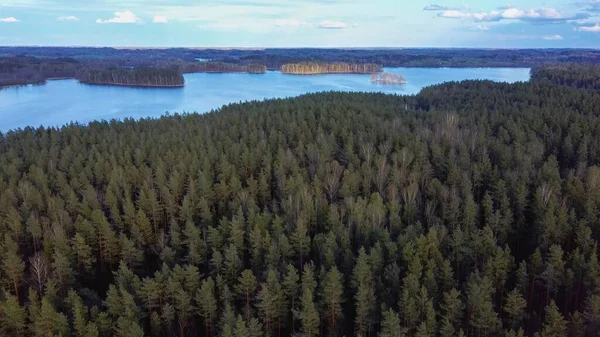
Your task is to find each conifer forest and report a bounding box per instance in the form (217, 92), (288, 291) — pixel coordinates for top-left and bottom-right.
(1, 65), (600, 337)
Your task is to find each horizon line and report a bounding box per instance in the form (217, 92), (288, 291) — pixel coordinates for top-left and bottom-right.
(0, 45), (599, 51)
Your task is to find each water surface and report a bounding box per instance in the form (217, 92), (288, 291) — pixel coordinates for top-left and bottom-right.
(0, 67), (530, 131)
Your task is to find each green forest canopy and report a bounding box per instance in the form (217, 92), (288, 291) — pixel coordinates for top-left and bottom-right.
(1, 73), (600, 337)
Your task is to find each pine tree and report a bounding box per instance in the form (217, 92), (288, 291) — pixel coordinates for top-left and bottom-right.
(302, 262), (317, 295)
(583, 294), (600, 336)
(543, 245), (565, 303)
(503, 288), (527, 330)
(353, 247), (375, 336)
(51, 250), (74, 291)
(32, 297), (69, 337)
(68, 290), (99, 337)
(537, 300), (566, 337)
(321, 266), (344, 331)
(467, 274), (499, 337)
(72, 232), (95, 273)
(256, 269), (284, 336)
(196, 277), (218, 336)
(220, 303), (236, 337)
(173, 287), (194, 337)
(292, 217), (311, 268)
(379, 308), (404, 337)
(234, 315), (250, 337)
(283, 264), (300, 332)
(439, 288), (463, 337)
(236, 269), (257, 320)
(0, 294), (27, 337)
(295, 289), (320, 337)
(248, 317), (263, 337)
(505, 329), (525, 337)
(114, 317), (145, 337)
(2, 235), (25, 297)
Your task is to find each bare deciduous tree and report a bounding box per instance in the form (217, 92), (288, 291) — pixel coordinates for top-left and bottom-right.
(29, 252), (49, 295)
(324, 161), (344, 202)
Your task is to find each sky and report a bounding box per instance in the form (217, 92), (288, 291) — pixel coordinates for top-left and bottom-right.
(0, 0), (599, 48)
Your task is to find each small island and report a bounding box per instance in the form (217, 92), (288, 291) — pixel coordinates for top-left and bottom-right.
(281, 62), (382, 75)
(370, 72), (407, 84)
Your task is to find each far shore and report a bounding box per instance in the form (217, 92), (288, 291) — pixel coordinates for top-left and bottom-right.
(80, 82), (185, 88)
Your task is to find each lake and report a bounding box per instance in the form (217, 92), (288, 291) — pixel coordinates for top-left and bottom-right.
(0, 67), (530, 132)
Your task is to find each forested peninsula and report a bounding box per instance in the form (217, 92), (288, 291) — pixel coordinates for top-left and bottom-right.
(281, 62), (382, 74)
(77, 67), (184, 87)
(1, 64), (600, 337)
(0, 56), (263, 89)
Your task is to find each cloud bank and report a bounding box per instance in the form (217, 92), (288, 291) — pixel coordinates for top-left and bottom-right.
(0, 17), (19, 22)
(57, 16), (79, 21)
(578, 23), (600, 32)
(319, 20), (346, 29)
(153, 15), (168, 23)
(543, 34), (563, 40)
(438, 7), (589, 23)
(96, 10), (141, 24)
(423, 4), (464, 11)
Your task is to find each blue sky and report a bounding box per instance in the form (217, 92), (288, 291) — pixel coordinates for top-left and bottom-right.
(0, 0), (599, 47)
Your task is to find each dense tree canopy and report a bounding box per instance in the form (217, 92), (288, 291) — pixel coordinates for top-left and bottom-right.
(77, 66), (184, 87)
(531, 63), (600, 90)
(1, 78), (600, 337)
(3, 46), (600, 68)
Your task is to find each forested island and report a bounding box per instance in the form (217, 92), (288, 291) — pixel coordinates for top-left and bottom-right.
(1, 64), (600, 337)
(370, 72), (407, 84)
(281, 62), (382, 74)
(78, 67), (184, 87)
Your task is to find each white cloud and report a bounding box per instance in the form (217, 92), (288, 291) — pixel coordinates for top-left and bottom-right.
(275, 19), (307, 28)
(0, 17), (19, 22)
(319, 20), (347, 29)
(473, 25), (490, 31)
(96, 10), (141, 24)
(57, 16), (79, 21)
(543, 34), (563, 40)
(438, 10), (473, 18)
(424, 4), (466, 11)
(153, 15), (168, 23)
(438, 7), (588, 23)
(578, 23), (600, 32)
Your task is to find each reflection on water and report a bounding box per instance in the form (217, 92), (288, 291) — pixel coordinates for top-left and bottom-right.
(0, 67), (530, 131)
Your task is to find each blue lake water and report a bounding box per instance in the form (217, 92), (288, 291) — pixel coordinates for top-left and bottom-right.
(0, 67), (530, 132)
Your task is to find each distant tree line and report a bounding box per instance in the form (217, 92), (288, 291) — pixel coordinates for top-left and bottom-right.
(177, 62), (267, 74)
(281, 62), (381, 74)
(531, 63), (600, 90)
(4, 47), (600, 69)
(0, 55), (79, 87)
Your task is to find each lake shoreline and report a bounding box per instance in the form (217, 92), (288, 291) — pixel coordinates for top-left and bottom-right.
(80, 82), (185, 88)
(0, 67), (531, 132)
